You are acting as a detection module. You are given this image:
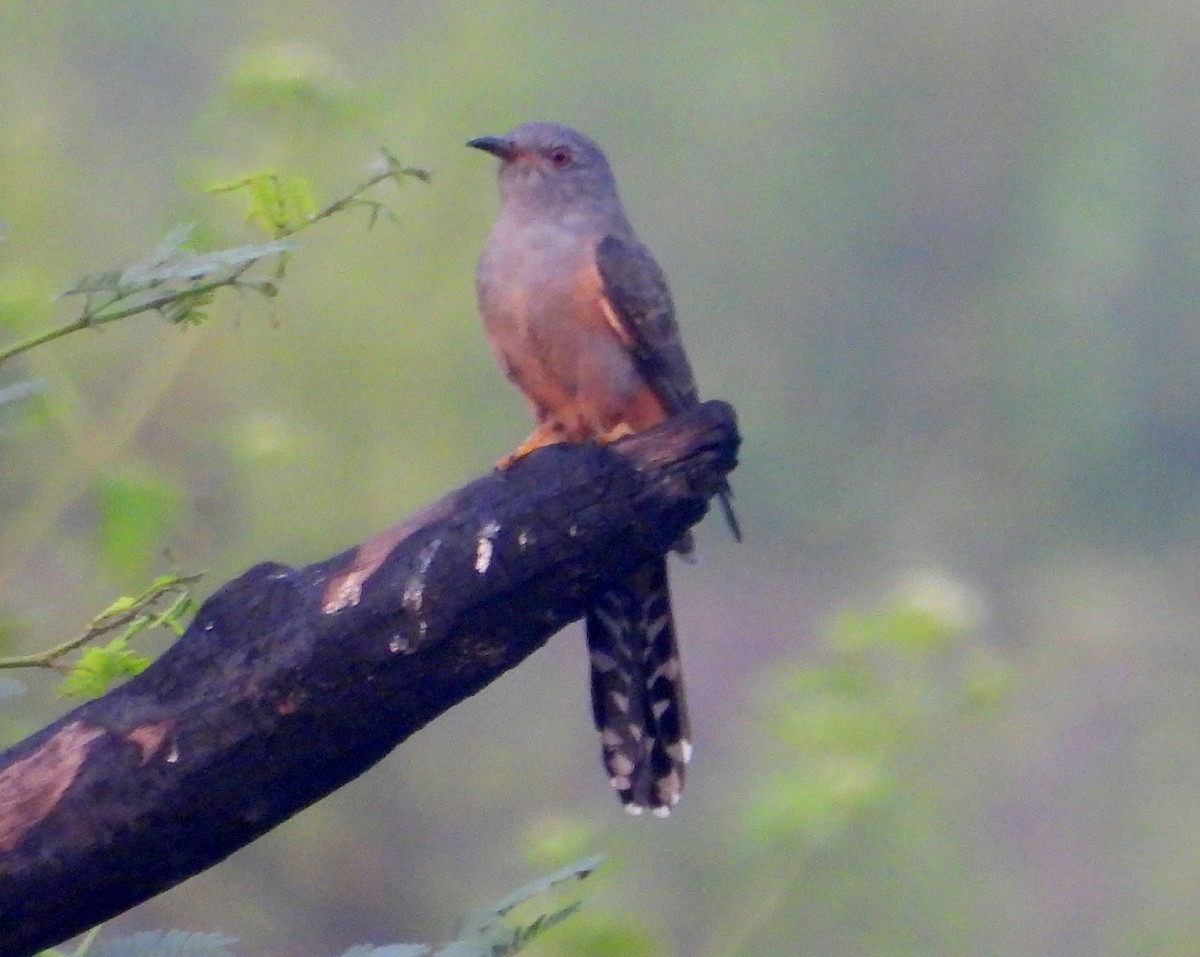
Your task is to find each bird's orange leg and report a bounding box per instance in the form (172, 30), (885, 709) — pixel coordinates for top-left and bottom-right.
(495, 421), (564, 470)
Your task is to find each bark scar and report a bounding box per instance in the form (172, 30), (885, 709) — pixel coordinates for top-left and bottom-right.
(0, 721), (106, 853)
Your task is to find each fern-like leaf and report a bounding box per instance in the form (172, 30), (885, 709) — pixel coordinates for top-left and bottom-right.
(458, 855), (604, 935)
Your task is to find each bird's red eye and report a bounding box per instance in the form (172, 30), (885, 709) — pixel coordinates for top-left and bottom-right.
(548, 146), (573, 167)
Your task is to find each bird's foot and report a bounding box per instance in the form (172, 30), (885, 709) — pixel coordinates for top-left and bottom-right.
(596, 422), (634, 445)
(495, 423), (563, 471)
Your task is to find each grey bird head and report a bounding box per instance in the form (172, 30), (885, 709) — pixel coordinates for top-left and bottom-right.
(468, 122), (622, 213)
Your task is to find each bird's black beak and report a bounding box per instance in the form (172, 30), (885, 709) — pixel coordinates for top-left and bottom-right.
(467, 135), (517, 160)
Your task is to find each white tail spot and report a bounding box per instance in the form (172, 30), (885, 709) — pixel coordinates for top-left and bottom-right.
(667, 739), (694, 764)
(650, 657), (682, 683)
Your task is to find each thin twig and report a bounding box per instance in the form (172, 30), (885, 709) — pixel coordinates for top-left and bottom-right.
(0, 272), (254, 367)
(0, 572), (203, 673)
(0, 154), (428, 370)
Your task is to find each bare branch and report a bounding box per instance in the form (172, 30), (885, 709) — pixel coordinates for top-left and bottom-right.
(0, 401), (740, 957)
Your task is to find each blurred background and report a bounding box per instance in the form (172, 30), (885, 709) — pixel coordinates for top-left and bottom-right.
(4, 2), (1200, 955)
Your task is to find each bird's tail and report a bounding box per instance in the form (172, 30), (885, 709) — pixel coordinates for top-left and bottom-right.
(585, 558), (690, 817)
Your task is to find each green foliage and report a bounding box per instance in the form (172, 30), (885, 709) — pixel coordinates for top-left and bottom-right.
(741, 574), (1008, 850)
(452, 855), (605, 957)
(209, 174), (317, 238)
(1, 149), (423, 372)
(95, 472), (183, 581)
(58, 226), (292, 327)
(0, 231), (292, 369)
(61, 858), (605, 957)
(56, 635), (150, 700)
(210, 150), (428, 240)
(94, 575), (197, 642)
(0, 572), (199, 694)
(52, 576), (197, 699)
(1, 146), (425, 697)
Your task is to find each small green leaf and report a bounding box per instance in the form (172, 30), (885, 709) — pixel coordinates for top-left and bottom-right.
(114, 613), (153, 643)
(153, 593), (197, 636)
(58, 636), (151, 699)
(95, 595), (138, 619)
(210, 173), (317, 236)
(460, 855), (605, 935)
(123, 237), (295, 287)
(280, 176), (317, 223)
(500, 900), (583, 954)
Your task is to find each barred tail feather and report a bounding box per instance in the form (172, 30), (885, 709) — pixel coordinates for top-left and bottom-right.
(585, 559), (691, 817)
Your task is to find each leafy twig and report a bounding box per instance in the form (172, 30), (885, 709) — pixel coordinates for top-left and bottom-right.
(0, 150), (428, 370)
(211, 148), (429, 240)
(301, 149), (430, 231)
(64, 857), (603, 957)
(452, 854), (605, 956)
(0, 237), (292, 369)
(0, 571), (202, 674)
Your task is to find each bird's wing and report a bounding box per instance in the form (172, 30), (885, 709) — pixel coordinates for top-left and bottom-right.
(595, 234), (741, 542)
(595, 234), (698, 416)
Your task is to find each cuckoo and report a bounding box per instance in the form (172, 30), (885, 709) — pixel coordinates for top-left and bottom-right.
(469, 122), (739, 816)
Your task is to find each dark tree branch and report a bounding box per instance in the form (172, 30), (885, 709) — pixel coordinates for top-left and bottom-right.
(0, 400), (740, 957)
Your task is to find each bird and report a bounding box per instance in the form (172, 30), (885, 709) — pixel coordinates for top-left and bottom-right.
(469, 121), (738, 816)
